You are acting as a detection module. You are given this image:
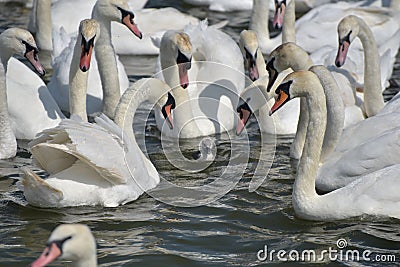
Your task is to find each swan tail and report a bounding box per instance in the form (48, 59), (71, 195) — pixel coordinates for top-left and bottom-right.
(21, 166), (63, 207)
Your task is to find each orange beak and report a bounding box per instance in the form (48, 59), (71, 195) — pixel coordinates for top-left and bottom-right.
(29, 242), (62, 267)
(269, 91), (289, 116)
(164, 104), (174, 129)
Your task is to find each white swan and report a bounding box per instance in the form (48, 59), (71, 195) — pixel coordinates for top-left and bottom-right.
(154, 24), (245, 138)
(249, 0), (296, 53)
(21, 77), (174, 207)
(0, 28), (64, 149)
(183, 0), (331, 12)
(29, 224), (97, 267)
(335, 14), (386, 117)
(270, 70), (400, 221)
(274, 0), (400, 91)
(236, 30), (299, 135)
(31, 0), (198, 56)
(266, 42), (368, 159)
(48, 0), (142, 119)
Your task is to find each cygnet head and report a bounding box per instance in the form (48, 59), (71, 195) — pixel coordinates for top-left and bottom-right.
(29, 224), (97, 267)
(92, 0), (142, 39)
(335, 15), (360, 67)
(0, 28), (45, 76)
(239, 30), (260, 81)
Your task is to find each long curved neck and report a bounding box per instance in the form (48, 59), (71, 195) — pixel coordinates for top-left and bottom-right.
(389, 0), (400, 10)
(256, 48), (267, 77)
(69, 34), (89, 121)
(282, 0), (296, 43)
(114, 78), (167, 143)
(356, 17), (384, 117)
(310, 65), (344, 163)
(34, 0), (52, 51)
(92, 9), (121, 119)
(250, 0), (270, 41)
(293, 81), (326, 211)
(0, 59), (17, 158)
(286, 50), (314, 160)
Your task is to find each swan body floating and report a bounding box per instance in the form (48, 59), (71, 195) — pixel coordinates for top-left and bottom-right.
(270, 70), (400, 221)
(154, 23), (245, 138)
(48, 0), (143, 119)
(21, 78), (173, 207)
(0, 28), (61, 160)
(30, 224), (97, 267)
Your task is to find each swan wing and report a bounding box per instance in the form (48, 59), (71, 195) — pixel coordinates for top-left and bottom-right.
(317, 127), (400, 191)
(30, 117), (130, 185)
(21, 166), (64, 207)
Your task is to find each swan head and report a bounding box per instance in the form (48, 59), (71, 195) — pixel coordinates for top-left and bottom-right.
(160, 92), (176, 129)
(79, 19), (100, 72)
(29, 224), (97, 267)
(266, 42), (311, 92)
(236, 78), (269, 135)
(335, 15), (359, 68)
(239, 30), (260, 81)
(0, 28), (45, 76)
(160, 31), (192, 89)
(273, 0), (290, 29)
(270, 70), (319, 115)
(93, 0), (142, 39)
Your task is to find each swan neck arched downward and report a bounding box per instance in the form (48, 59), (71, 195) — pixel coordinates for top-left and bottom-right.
(356, 17), (384, 117)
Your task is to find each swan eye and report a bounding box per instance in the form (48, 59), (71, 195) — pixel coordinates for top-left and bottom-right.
(339, 30), (352, 45)
(176, 49), (191, 69)
(117, 6), (134, 22)
(81, 34), (96, 53)
(22, 40), (39, 59)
